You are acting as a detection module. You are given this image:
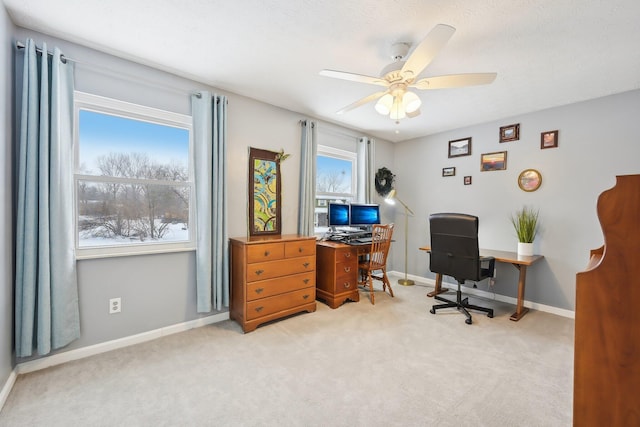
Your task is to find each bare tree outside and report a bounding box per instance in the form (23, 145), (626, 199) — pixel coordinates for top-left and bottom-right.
(317, 169), (349, 193)
(78, 152), (189, 245)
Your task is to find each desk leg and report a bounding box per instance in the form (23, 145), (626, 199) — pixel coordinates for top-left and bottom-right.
(427, 273), (447, 297)
(510, 264), (530, 321)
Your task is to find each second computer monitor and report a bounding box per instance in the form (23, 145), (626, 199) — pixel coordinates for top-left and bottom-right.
(350, 203), (381, 227)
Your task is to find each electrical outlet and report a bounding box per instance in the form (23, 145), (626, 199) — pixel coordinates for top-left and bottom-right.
(109, 297), (121, 314)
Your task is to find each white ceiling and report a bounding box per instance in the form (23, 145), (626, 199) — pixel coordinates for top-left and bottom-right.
(5, 0), (640, 142)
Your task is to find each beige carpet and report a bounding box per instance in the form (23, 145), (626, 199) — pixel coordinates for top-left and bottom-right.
(0, 274), (574, 426)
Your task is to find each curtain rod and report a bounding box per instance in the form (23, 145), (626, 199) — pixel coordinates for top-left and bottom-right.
(17, 40), (226, 100)
(15, 40), (70, 64)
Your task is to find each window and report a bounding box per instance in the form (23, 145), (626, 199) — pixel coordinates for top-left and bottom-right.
(315, 145), (357, 231)
(74, 92), (193, 257)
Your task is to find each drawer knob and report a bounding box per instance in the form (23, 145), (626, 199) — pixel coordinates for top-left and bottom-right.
(255, 306), (264, 313)
(344, 282), (351, 289)
(344, 252), (351, 258)
(303, 294), (310, 300)
(264, 250), (270, 257)
(303, 262), (310, 268)
(303, 278), (310, 284)
(343, 266), (351, 273)
(255, 269), (264, 276)
(255, 288), (264, 294)
(298, 247), (303, 253)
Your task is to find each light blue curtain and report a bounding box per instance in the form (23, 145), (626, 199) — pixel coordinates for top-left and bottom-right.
(192, 91), (229, 312)
(357, 137), (375, 203)
(15, 39), (80, 357)
(298, 120), (317, 236)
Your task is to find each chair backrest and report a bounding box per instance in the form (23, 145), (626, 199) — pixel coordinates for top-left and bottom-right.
(429, 213), (482, 281)
(368, 223), (394, 268)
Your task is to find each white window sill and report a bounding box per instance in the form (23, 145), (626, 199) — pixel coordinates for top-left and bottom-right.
(76, 246), (195, 260)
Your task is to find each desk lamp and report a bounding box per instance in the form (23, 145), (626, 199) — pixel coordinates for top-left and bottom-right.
(385, 189), (415, 286)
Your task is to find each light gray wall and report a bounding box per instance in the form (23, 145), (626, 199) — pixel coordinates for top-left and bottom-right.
(1, 6), (14, 384)
(392, 90), (640, 310)
(10, 27), (392, 359)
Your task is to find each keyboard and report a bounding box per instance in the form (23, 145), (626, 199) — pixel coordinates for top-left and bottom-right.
(351, 237), (372, 244)
(337, 226), (363, 233)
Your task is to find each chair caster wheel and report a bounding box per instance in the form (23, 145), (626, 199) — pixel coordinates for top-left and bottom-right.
(465, 318), (472, 325)
(429, 308), (436, 314)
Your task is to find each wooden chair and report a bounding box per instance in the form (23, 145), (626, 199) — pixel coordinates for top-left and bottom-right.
(358, 223), (394, 304)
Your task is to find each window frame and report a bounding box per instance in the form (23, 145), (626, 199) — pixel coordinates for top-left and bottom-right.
(315, 145), (357, 232)
(74, 91), (195, 259)
(316, 145), (357, 200)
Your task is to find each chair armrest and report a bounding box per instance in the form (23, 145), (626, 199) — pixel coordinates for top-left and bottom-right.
(479, 256), (495, 277)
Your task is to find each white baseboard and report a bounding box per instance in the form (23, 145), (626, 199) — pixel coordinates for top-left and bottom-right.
(388, 271), (575, 319)
(16, 312), (229, 375)
(0, 369), (17, 412)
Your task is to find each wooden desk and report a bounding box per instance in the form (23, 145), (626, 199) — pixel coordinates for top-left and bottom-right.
(419, 247), (543, 321)
(316, 241), (361, 308)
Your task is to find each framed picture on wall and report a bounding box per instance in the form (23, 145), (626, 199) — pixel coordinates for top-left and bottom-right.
(248, 147), (281, 237)
(464, 176), (472, 185)
(518, 169), (542, 192)
(481, 151), (507, 171)
(448, 137), (472, 158)
(500, 124), (520, 142)
(442, 167), (456, 177)
(541, 130), (558, 149)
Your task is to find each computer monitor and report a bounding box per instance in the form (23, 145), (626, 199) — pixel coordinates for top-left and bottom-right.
(328, 202), (350, 227)
(350, 203), (381, 227)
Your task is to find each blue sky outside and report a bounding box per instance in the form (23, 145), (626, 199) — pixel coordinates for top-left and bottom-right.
(317, 155), (352, 193)
(78, 110), (189, 175)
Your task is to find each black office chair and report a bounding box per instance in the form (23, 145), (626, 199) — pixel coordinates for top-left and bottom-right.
(428, 213), (495, 325)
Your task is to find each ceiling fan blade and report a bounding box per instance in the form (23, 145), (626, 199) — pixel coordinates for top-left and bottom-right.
(401, 24), (456, 81)
(406, 108), (421, 118)
(411, 73), (497, 90)
(320, 69), (388, 87)
(336, 91), (388, 114)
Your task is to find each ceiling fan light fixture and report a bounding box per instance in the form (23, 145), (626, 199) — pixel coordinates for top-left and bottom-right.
(389, 96), (406, 120)
(403, 91), (422, 113)
(375, 93), (394, 115)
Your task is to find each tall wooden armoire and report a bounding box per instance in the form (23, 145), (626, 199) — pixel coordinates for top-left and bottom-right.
(574, 174), (640, 426)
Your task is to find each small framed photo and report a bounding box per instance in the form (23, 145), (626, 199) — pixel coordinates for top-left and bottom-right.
(541, 130), (558, 149)
(500, 124), (520, 142)
(518, 169), (542, 192)
(448, 137), (472, 158)
(481, 151), (507, 172)
(442, 167), (456, 177)
(464, 176), (472, 185)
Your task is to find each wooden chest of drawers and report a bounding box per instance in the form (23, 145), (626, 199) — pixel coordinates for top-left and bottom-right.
(230, 235), (317, 333)
(315, 241), (360, 308)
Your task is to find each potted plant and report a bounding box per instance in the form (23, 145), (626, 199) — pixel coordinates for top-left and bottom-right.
(511, 206), (539, 256)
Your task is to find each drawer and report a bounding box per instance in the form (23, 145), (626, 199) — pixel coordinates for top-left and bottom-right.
(246, 243), (285, 263)
(284, 240), (316, 258)
(246, 272), (315, 301)
(335, 261), (356, 276)
(246, 256), (315, 282)
(334, 270), (358, 294)
(246, 288), (316, 320)
(335, 247), (357, 263)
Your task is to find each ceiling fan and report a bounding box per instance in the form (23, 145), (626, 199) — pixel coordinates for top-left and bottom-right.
(320, 24), (497, 122)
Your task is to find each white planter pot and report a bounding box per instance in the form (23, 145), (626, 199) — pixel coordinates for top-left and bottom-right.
(517, 242), (534, 256)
